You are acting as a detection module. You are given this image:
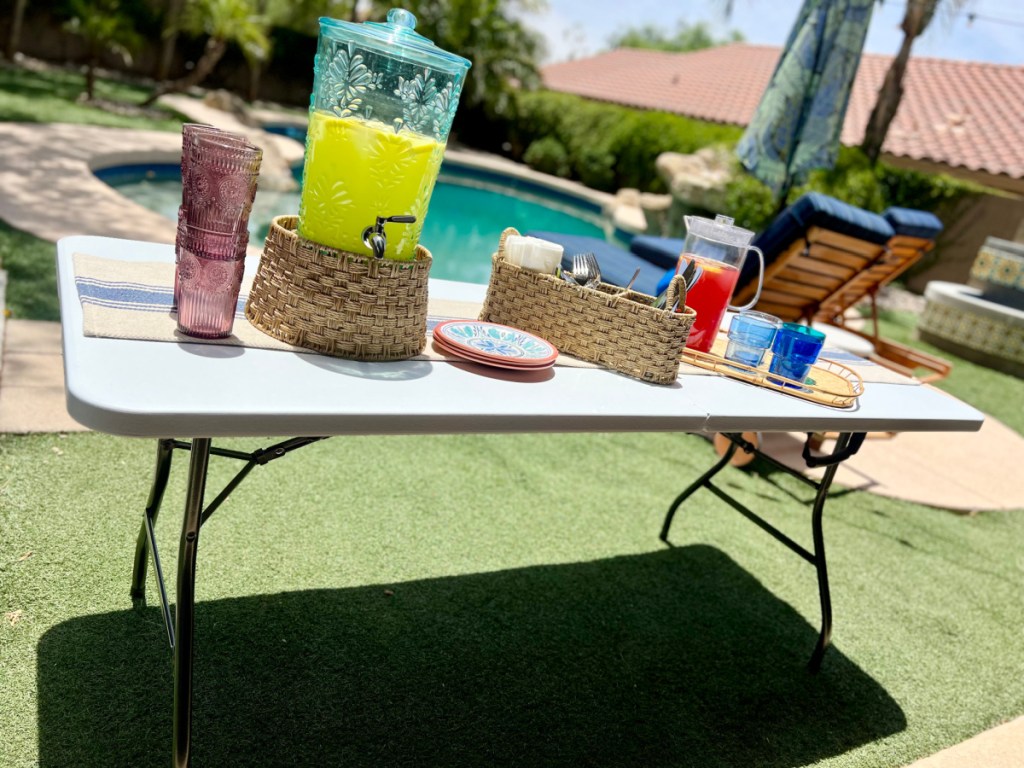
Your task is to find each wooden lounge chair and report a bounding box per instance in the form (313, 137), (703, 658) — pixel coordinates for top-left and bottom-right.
(727, 193), (894, 317)
(629, 194), (951, 381)
(811, 207), (951, 382)
(723, 195), (950, 382)
(631, 194), (900, 326)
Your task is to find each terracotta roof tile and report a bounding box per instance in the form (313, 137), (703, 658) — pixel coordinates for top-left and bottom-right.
(541, 44), (1024, 182)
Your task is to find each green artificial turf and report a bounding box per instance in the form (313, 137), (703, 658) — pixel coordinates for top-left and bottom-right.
(874, 309), (1024, 435)
(1, 430), (1022, 767)
(0, 62), (183, 131)
(0, 220), (60, 321)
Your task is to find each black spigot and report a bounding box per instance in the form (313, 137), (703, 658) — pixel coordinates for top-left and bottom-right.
(361, 215), (417, 260)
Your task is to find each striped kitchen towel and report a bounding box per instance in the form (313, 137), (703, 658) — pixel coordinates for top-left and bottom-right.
(71, 252), (597, 367)
(73, 252), (300, 352)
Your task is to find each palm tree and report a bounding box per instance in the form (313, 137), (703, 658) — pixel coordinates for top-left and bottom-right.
(142, 0), (271, 106)
(63, 0), (143, 100)
(859, 0), (970, 164)
(156, 0), (187, 81)
(4, 0), (28, 60)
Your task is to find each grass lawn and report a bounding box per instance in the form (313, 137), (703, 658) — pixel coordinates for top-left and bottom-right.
(1, 430), (1022, 767)
(0, 61), (183, 131)
(0, 221), (61, 321)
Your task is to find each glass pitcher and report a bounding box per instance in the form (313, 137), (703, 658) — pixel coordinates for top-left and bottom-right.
(297, 8), (471, 260)
(679, 214), (765, 354)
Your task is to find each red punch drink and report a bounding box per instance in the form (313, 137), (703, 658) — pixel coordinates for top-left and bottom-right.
(681, 255), (741, 353)
(674, 214), (766, 353)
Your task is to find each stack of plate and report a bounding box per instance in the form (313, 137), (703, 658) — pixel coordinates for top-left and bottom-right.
(432, 321), (558, 371)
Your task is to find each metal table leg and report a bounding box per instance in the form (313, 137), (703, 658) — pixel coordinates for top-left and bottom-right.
(172, 438), (211, 768)
(660, 431), (860, 672)
(806, 434), (852, 673)
(131, 439), (176, 645)
(130, 436), (327, 767)
(659, 439), (739, 543)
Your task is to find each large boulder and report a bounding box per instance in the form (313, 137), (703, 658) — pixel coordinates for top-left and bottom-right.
(655, 146), (733, 214)
(602, 187), (674, 236)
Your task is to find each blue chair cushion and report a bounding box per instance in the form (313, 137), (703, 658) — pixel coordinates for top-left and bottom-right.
(653, 193), (897, 297)
(882, 207), (944, 239)
(524, 231), (665, 297)
(741, 192), (895, 289)
(628, 236), (687, 271)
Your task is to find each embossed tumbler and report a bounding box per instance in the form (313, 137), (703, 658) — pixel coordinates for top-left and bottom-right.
(176, 249), (246, 338)
(725, 310), (782, 368)
(174, 124), (260, 335)
(180, 124), (261, 234)
(768, 323), (826, 386)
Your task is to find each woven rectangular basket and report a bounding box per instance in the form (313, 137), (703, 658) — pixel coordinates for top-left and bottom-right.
(479, 229), (696, 384)
(245, 215), (431, 361)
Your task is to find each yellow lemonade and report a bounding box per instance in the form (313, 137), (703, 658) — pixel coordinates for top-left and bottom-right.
(298, 111), (445, 260)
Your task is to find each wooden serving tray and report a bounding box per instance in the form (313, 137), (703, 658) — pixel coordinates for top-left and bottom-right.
(681, 336), (865, 408)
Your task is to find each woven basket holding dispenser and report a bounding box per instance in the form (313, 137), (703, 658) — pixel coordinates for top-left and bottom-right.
(480, 228), (696, 384)
(245, 215), (432, 361)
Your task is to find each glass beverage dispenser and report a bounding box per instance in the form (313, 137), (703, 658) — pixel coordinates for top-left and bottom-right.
(298, 8), (471, 260)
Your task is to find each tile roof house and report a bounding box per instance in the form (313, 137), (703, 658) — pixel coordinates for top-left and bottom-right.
(541, 45), (1024, 195)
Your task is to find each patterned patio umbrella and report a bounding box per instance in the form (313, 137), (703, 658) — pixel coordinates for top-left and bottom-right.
(736, 0), (875, 200)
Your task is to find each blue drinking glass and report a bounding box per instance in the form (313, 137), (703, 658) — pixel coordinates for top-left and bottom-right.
(769, 323), (826, 386)
(725, 311), (782, 368)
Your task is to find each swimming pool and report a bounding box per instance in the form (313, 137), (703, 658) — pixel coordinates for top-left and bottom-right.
(95, 161), (624, 285)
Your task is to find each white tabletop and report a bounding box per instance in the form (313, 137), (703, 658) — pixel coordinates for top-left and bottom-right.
(56, 236), (984, 439)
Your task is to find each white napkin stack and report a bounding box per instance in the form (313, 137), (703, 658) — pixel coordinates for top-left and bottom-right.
(503, 235), (564, 274)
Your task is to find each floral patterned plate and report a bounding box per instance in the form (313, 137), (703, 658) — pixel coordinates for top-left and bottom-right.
(431, 336), (556, 371)
(433, 321), (558, 367)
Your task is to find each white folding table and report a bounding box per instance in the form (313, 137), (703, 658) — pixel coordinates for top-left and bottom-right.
(57, 235), (984, 767)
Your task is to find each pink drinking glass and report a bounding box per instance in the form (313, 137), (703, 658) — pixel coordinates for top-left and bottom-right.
(180, 124), (259, 215)
(174, 215), (249, 307)
(182, 130), (262, 234)
(175, 125), (261, 310)
(176, 248), (246, 339)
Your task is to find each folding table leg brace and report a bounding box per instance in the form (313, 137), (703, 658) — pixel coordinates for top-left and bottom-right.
(659, 431), (865, 672)
(130, 436), (326, 768)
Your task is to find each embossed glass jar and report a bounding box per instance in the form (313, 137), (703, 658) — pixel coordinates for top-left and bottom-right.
(297, 8), (471, 260)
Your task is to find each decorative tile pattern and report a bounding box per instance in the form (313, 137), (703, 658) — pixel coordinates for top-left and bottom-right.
(971, 246), (1024, 291)
(920, 301), (1024, 366)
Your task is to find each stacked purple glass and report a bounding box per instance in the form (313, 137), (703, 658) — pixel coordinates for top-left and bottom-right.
(175, 124), (262, 339)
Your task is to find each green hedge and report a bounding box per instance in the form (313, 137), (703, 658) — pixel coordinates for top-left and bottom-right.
(504, 90), (983, 234)
(723, 146), (983, 233)
(510, 90), (741, 193)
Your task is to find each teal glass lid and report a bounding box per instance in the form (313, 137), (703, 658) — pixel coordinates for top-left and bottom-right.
(319, 8), (471, 75)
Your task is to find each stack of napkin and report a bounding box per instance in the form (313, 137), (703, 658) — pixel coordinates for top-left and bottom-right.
(503, 235), (563, 273)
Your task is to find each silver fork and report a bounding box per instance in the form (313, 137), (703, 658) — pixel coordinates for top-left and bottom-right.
(572, 252), (601, 288)
(584, 252), (602, 286)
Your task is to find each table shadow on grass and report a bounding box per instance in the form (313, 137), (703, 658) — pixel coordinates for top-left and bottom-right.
(38, 546), (904, 767)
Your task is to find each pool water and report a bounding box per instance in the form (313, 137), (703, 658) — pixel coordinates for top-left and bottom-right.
(97, 163), (621, 284)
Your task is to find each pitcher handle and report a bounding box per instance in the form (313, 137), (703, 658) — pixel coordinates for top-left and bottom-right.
(729, 245), (764, 312)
